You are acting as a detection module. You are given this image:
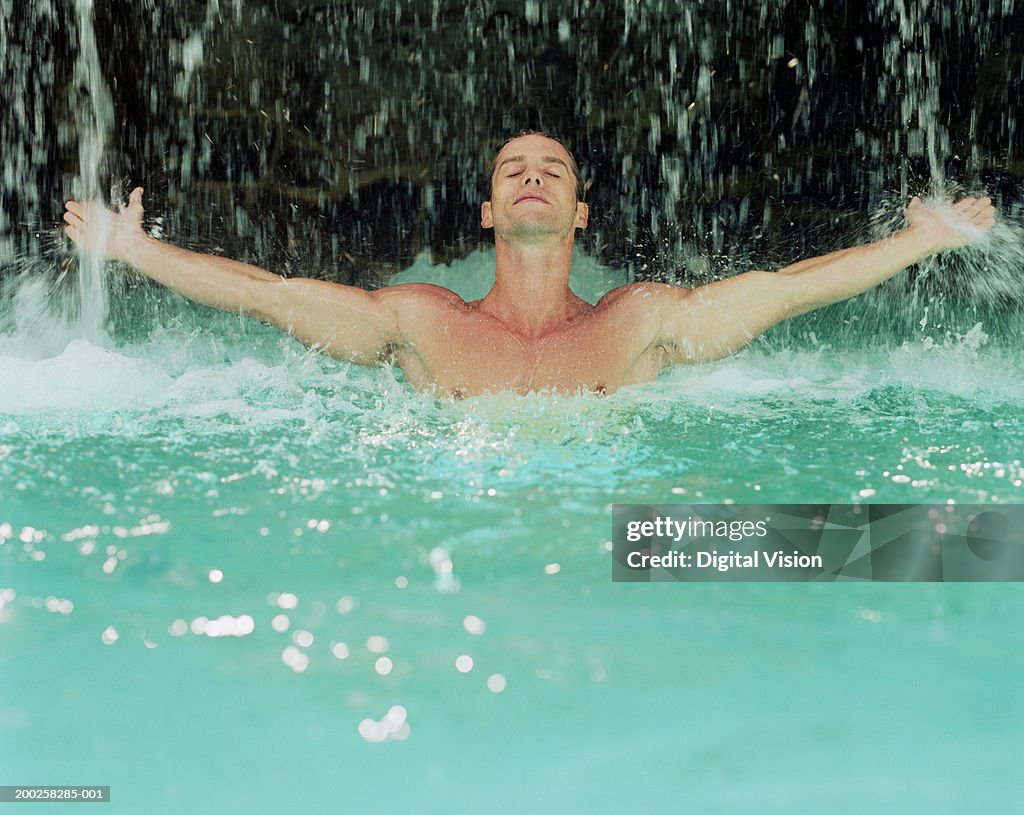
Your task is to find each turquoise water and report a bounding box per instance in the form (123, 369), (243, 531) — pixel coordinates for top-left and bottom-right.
(2, 251), (1023, 813)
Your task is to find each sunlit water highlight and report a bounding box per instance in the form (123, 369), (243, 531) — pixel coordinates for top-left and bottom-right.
(2, 247), (1024, 813)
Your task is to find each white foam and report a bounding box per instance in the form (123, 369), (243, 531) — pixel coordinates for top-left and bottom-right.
(2, 321), (1016, 425)
(0, 339), (172, 413)
(644, 324), (1024, 407)
(0, 245), (1020, 424)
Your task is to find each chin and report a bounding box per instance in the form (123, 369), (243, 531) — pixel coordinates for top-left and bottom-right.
(505, 216), (571, 236)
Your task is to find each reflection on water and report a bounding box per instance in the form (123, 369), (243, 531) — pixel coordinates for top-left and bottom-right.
(2, 247), (1023, 509)
(2, 253), (1023, 811)
(3, 2), (1024, 811)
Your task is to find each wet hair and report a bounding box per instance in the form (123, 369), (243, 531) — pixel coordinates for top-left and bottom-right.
(488, 130), (587, 201)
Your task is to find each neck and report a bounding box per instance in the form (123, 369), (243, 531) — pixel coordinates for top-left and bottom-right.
(481, 236), (585, 338)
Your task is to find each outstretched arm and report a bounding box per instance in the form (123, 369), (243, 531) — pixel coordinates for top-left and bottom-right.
(655, 196), (996, 364)
(64, 188), (400, 365)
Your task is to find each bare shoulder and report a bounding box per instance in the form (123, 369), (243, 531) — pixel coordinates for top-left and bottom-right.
(594, 281), (694, 314)
(374, 282), (466, 308)
(376, 282), (464, 303)
(585, 283), (696, 361)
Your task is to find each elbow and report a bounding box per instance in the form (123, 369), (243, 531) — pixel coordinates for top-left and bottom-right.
(762, 272), (808, 319)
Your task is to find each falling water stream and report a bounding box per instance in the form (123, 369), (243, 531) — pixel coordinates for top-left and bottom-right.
(69, 0), (113, 341)
(3, 1), (1024, 297)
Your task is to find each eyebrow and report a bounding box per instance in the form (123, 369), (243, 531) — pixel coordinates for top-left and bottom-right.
(496, 155), (570, 171)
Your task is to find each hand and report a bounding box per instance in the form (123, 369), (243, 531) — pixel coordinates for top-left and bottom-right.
(904, 195), (996, 252)
(63, 186), (146, 261)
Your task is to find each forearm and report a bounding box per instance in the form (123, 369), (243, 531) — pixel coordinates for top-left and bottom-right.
(116, 235), (280, 312)
(660, 197), (994, 366)
(777, 226), (937, 315)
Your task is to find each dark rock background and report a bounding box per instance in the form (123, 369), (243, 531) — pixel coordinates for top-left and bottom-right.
(2, 0), (1022, 289)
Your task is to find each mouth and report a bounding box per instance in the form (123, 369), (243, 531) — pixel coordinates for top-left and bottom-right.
(514, 194), (550, 205)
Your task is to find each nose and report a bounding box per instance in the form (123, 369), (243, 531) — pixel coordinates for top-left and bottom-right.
(522, 171), (542, 186)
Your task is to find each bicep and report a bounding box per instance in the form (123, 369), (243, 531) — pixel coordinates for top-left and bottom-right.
(657, 272), (796, 364)
(248, 278), (400, 365)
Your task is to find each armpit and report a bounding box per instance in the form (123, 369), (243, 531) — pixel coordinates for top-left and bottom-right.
(376, 341), (400, 365)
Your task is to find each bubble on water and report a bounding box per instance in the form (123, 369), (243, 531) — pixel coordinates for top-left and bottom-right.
(486, 674), (507, 693)
(429, 547), (460, 593)
(281, 646), (309, 673)
(358, 705), (411, 743)
(271, 614), (290, 632)
(331, 642), (350, 659)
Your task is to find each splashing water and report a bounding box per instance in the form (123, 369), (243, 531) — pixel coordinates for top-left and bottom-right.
(1, 7), (1024, 815)
(0, 0), (117, 351)
(64, 0), (114, 342)
(864, 189), (1024, 309)
(1, 2), (1023, 346)
(71, 0), (111, 209)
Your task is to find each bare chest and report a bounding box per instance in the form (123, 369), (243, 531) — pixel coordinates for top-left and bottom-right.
(395, 306), (662, 396)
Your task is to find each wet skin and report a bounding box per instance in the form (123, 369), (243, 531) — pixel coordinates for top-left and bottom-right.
(63, 135), (997, 397)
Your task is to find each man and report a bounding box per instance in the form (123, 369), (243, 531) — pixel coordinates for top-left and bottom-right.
(63, 132), (996, 397)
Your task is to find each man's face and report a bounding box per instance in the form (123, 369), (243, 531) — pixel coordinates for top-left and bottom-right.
(481, 134), (588, 242)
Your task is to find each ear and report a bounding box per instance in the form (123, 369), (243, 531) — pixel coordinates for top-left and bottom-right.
(574, 202), (589, 229)
(481, 201), (493, 229)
